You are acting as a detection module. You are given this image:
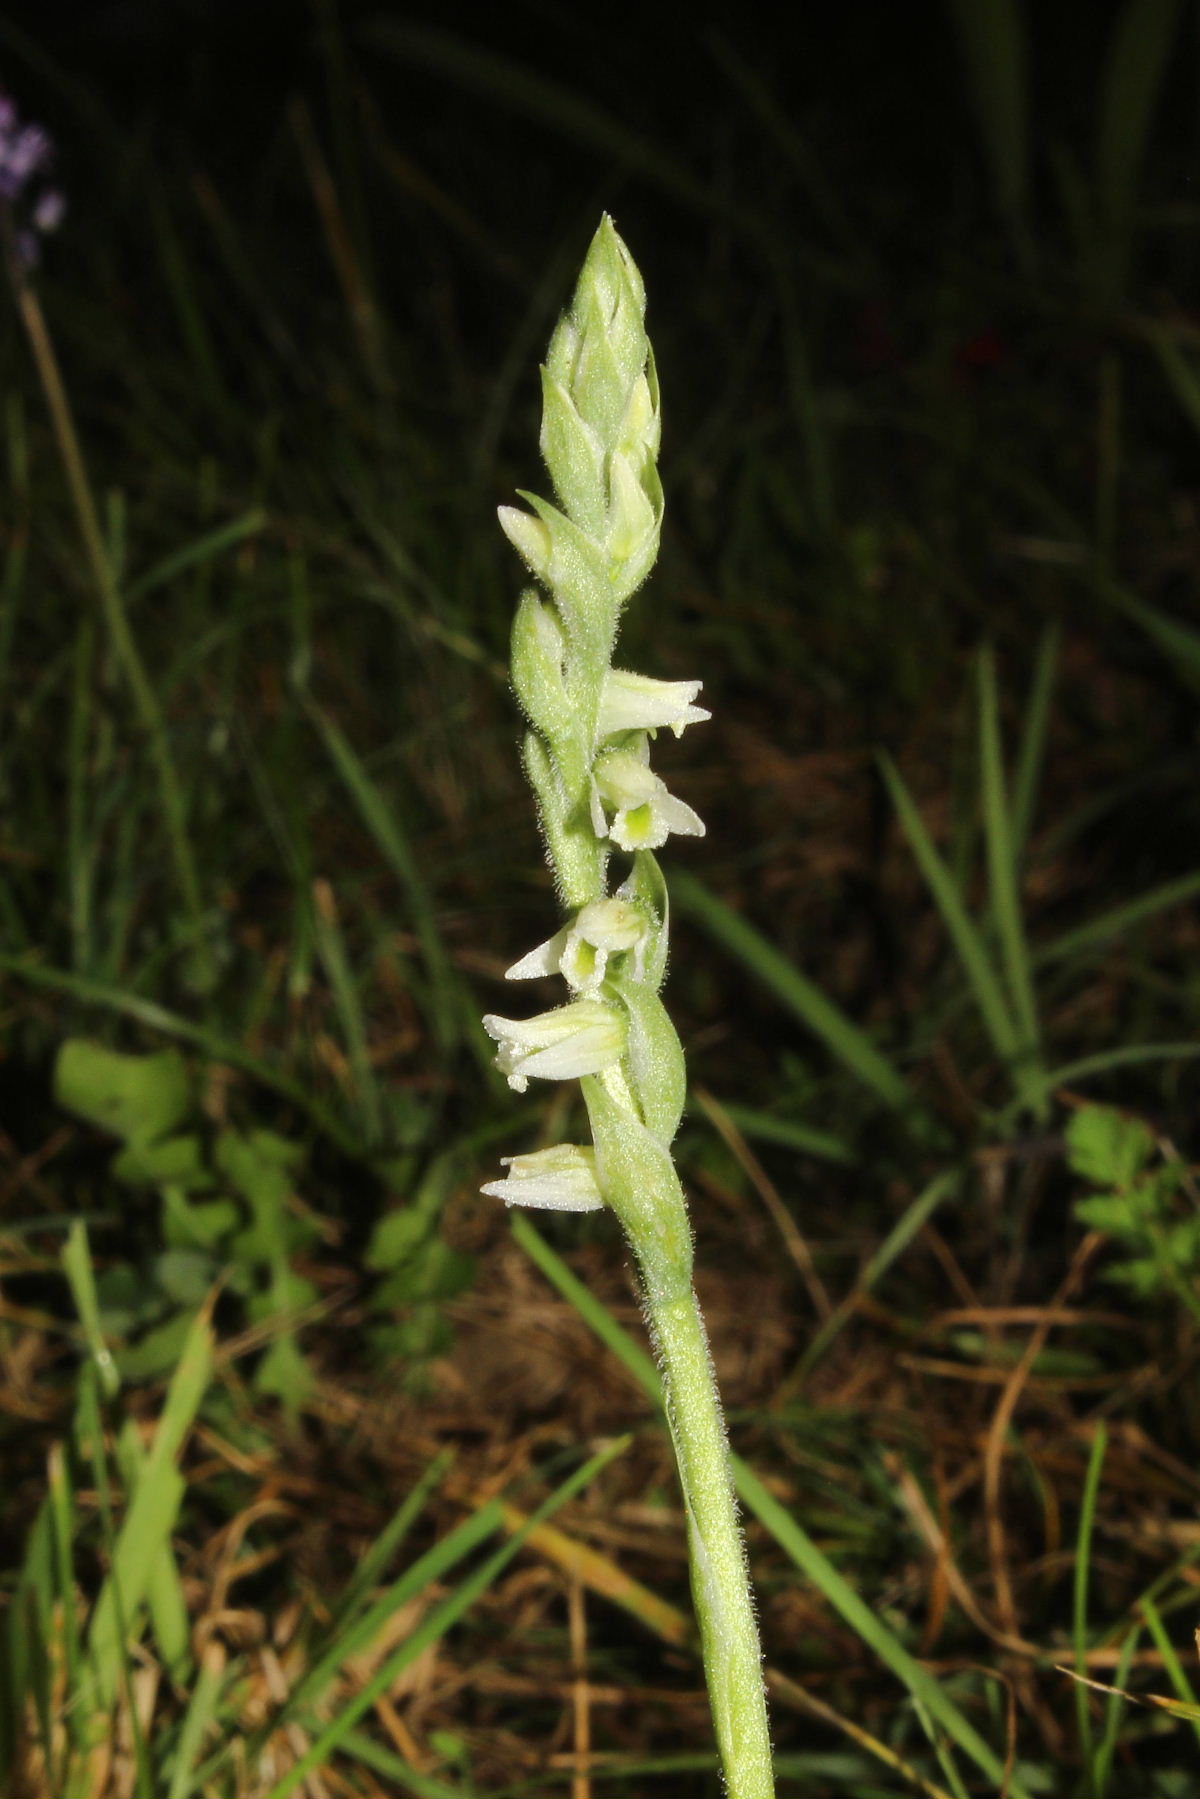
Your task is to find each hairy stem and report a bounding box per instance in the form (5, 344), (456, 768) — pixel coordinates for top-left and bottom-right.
(641, 1261), (774, 1797)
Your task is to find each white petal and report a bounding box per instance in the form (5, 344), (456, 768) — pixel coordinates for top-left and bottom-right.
(482, 999), (625, 1090)
(589, 774), (610, 840)
(482, 1144), (606, 1212)
(573, 897), (645, 952)
(594, 748), (657, 809)
(654, 792), (706, 838)
(505, 927), (569, 981)
(598, 670), (710, 739)
(608, 803), (670, 852)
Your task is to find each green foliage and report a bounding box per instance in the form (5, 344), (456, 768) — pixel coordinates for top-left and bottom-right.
(1, 1286), (213, 1793)
(2, 1232), (622, 1798)
(365, 1154), (475, 1369)
(54, 1040), (321, 1405)
(53, 1040), (476, 1400)
(1067, 1104), (1200, 1316)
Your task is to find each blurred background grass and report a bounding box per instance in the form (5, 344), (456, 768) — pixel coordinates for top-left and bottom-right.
(6, 1), (1200, 1793)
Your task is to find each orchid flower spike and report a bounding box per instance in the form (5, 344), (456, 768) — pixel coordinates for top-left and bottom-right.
(479, 216), (773, 1799)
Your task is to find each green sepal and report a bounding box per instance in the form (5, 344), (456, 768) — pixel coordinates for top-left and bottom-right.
(574, 285), (637, 449)
(539, 368), (607, 538)
(519, 491), (616, 658)
(582, 1073), (693, 1302)
(605, 452), (661, 589)
(619, 850), (670, 990)
(510, 589), (572, 749)
(614, 977), (686, 1147)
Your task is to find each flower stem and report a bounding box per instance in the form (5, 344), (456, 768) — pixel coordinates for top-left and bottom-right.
(587, 1065), (774, 1796)
(626, 1217), (775, 1798)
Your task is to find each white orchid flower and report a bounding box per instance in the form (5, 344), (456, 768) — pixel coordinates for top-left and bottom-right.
(598, 670), (710, 739)
(481, 1143), (606, 1212)
(590, 746), (706, 852)
(504, 896), (647, 994)
(481, 997), (626, 1093)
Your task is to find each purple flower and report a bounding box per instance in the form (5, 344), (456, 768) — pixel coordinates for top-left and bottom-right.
(33, 188), (64, 234)
(0, 91), (66, 269)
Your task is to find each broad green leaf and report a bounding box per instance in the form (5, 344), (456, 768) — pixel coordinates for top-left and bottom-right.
(55, 1040), (192, 1146)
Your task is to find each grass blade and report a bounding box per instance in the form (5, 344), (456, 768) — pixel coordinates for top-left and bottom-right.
(880, 751), (1024, 1088)
(671, 869), (926, 1126)
(1093, 0), (1183, 299)
(1074, 1423), (1108, 1774)
(1094, 1625), (1140, 1798)
(1139, 1596), (1200, 1748)
(793, 1167), (962, 1382)
(1006, 1042), (1200, 1124)
(1036, 868), (1200, 967)
(330, 1449), (453, 1631)
(977, 649), (1043, 1098)
(1097, 574), (1200, 689)
(260, 1437), (631, 1799)
(262, 1497), (507, 1734)
(941, 0), (1031, 262)
(0, 957), (361, 1157)
(305, 697), (459, 1053)
(512, 1215), (1031, 1798)
(164, 1645), (226, 1799)
(1147, 323), (1200, 441)
(706, 1099), (855, 1165)
(124, 509), (265, 604)
(1010, 623), (1058, 863)
(361, 19), (713, 215)
(85, 1308), (213, 1703)
(310, 875), (383, 1146)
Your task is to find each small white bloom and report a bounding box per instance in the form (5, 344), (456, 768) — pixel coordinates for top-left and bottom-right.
(482, 1143), (606, 1212)
(482, 997), (626, 1093)
(505, 898), (646, 995)
(598, 669), (710, 740)
(591, 748), (705, 852)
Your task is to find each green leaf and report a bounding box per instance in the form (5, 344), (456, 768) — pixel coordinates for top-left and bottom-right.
(115, 1310), (200, 1382)
(1074, 1194), (1141, 1237)
(112, 1131), (213, 1190)
(161, 1188), (239, 1252)
(154, 1250), (217, 1307)
(1065, 1105), (1155, 1191)
(366, 1206), (431, 1272)
(54, 1040), (192, 1146)
(254, 1334), (315, 1405)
